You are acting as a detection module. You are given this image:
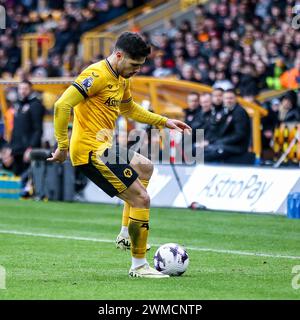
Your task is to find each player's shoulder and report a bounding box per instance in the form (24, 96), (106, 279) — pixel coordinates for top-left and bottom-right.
(79, 60), (106, 78)
(74, 60), (107, 96)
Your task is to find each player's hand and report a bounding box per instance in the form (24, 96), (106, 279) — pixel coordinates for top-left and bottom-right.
(46, 148), (68, 163)
(165, 119), (192, 134)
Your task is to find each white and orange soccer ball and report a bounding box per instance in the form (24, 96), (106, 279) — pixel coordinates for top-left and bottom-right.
(153, 243), (189, 276)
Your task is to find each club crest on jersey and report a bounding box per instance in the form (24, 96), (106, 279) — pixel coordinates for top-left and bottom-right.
(81, 77), (94, 92)
(123, 168), (133, 178)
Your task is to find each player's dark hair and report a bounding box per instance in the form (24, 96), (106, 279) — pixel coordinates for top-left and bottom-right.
(115, 32), (151, 60)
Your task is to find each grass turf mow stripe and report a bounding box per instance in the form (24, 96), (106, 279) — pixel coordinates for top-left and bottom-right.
(0, 229), (299, 260)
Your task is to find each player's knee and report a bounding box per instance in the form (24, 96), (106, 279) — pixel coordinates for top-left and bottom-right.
(134, 191), (150, 208)
(140, 161), (154, 180)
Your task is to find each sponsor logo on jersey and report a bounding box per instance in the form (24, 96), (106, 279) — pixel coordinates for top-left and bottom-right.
(104, 97), (121, 107)
(92, 72), (99, 78)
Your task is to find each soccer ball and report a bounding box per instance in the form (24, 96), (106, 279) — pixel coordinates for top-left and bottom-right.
(153, 243), (189, 276)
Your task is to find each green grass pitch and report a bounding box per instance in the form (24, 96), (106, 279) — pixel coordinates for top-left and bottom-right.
(0, 198), (300, 300)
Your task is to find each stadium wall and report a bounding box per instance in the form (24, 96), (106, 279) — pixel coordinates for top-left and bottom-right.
(82, 165), (300, 215)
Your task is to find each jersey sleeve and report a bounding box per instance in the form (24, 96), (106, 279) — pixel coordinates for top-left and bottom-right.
(120, 79), (133, 105)
(72, 65), (104, 98)
(54, 85), (84, 150)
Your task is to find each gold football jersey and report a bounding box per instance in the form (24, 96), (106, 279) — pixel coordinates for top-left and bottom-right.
(54, 59), (167, 166)
(70, 59), (131, 165)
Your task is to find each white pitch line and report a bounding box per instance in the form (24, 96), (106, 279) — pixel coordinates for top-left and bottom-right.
(0, 229), (300, 260)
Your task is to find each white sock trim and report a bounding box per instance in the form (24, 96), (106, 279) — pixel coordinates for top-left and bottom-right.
(131, 257), (147, 269)
(120, 226), (129, 237)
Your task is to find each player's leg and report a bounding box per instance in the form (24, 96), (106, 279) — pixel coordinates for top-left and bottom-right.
(117, 152), (153, 250)
(76, 151), (168, 278)
(117, 180), (168, 278)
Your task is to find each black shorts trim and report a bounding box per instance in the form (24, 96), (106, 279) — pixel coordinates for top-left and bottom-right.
(77, 151), (138, 197)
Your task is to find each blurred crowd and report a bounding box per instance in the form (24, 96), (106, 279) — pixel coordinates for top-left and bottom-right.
(0, 0), (147, 78)
(0, 0), (298, 90)
(144, 0), (300, 96)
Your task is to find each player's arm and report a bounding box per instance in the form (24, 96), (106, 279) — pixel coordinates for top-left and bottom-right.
(48, 67), (102, 163)
(47, 85), (84, 163)
(120, 81), (191, 132)
(120, 99), (167, 127)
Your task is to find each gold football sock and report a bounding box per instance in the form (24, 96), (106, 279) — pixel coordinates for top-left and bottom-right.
(128, 207), (150, 258)
(121, 179), (149, 227)
(121, 202), (130, 227)
(140, 179), (149, 189)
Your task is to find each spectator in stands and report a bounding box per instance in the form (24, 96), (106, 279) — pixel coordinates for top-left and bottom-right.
(203, 89), (251, 162)
(206, 88), (227, 141)
(179, 63), (198, 82)
(152, 53), (173, 78)
(52, 16), (79, 55)
(280, 58), (300, 89)
(261, 98), (280, 159)
(238, 63), (259, 97)
(278, 92), (300, 123)
(255, 60), (269, 92)
(211, 88), (224, 110)
(198, 93), (212, 131)
(102, 0), (128, 22)
(0, 35), (21, 76)
(183, 92), (211, 160)
(6, 80), (45, 176)
(79, 7), (100, 33)
(0, 122), (7, 151)
(184, 92), (202, 129)
(213, 71), (233, 91)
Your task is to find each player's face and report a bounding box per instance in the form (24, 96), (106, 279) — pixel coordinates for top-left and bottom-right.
(117, 53), (146, 78)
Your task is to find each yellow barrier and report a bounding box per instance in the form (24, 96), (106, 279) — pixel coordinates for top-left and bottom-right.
(81, 33), (117, 64)
(0, 77), (267, 156)
(180, 0), (209, 10)
(273, 123), (300, 163)
(21, 33), (55, 71)
(256, 89), (294, 103)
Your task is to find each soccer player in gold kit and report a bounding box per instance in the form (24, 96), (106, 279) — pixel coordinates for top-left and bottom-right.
(47, 32), (191, 278)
